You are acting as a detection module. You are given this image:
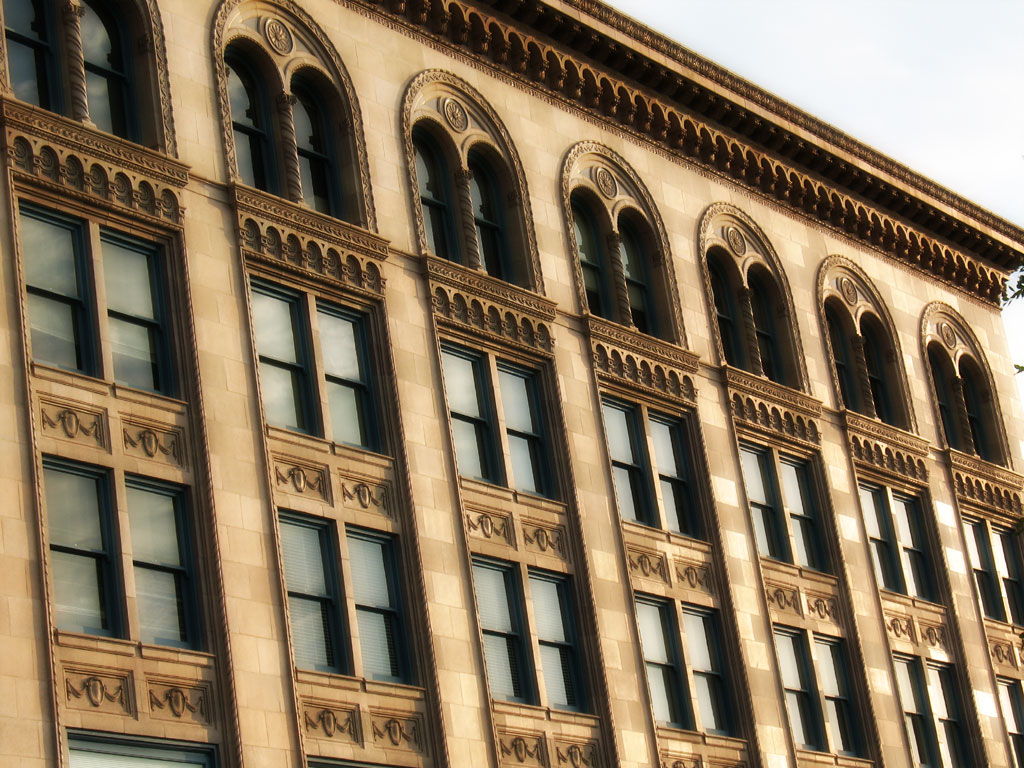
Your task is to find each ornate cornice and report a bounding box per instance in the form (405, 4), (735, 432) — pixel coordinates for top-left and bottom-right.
(345, 0), (1019, 303)
(949, 449), (1024, 517)
(235, 186), (387, 295)
(3, 99), (186, 224)
(426, 255), (555, 353)
(726, 367), (821, 447)
(845, 410), (929, 486)
(845, 412), (928, 457)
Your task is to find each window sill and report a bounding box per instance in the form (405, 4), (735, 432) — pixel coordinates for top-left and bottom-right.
(795, 748), (873, 767)
(54, 631), (212, 666)
(491, 698), (598, 726)
(294, 668), (424, 700)
(655, 724), (746, 750)
(30, 363), (188, 414)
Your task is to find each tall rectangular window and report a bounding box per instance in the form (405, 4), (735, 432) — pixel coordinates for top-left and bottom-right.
(859, 485), (935, 601)
(774, 628), (823, 751)
(965, 518), (1024, 626)
(529, 571), (582, 711)
(126, 479), (196, 648)
(472, 559), (529, 702)
(442, 344), (554, 498)
(683, 607), (732, 735)
(252, 283), (313, 433)
(44, 462), (117, 637)
(347, 529), (405, 682)
(279, 514), (343, 673)
(19, 206), (175, 393)
(601, 399), (703, 536)
(318, 305), (374, 449)
(999, 678), (1024, 768)
(740, 446), (825, 570)
(635, 597), (686, 727)
(815, 638), (858, 756)
(894, 655), (967, 768)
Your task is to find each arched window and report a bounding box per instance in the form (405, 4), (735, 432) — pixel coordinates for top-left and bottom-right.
(468, 154), (512, 282)
(825, 302), (858, 412)
(928, 343), (962, 451)
(414, 130), (459, 263)
(4, 0), (58, 109)
(225, 50), (275, 194)
(619, 218), (656, 337)
(709, 254), (743, 368)
(571, 196), (612, 320)
(960, 358), (996, 463)
(292, 78), (336, 216)
(81, 0), (133, 140)
(861, 317), (894, 425)
(748, 270), (784, 385)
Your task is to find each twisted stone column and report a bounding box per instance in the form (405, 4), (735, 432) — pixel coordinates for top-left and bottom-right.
(276, 93), (302, 204)
(851, 335), (877, 418)
(738, 286), (764, 376)
(63, 2), (90, 123)
(951, 375), (977, 454)
(605, 232), (632, 327)
(455, 168), (482, 270)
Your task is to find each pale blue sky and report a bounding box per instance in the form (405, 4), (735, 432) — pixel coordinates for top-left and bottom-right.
(602, 0), (1024, 397)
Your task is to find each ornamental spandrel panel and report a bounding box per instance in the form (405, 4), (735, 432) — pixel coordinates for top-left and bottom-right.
(985, 620), (1022, 671)
(845, 411), (930, 486)
(726, 367), (821, 447)
(122, 416), (185, 468)
(464, 505), (515, 549)
(760, 560), (843, 631)
(657, 729), (748, 768)
(492, 703), (604, 768)
(302, 700), (361, 745)
(880, 593), (949, 656)
(146, 678), (212, 725)
(4, 100), (186, 224)
(64, 666), (134, 716)
(427, 256), (556, 355)
(369, 709), (425, 754)
(273, 453), (332, 503)
(38, 394), (108, 452)
(949, 449), (1024, 517)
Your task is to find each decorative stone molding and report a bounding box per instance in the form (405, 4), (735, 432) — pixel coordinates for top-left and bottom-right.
(64, 668), (132, 715)
(148, 680), (210, 724)
(303, 702), (359, 742)
(213, 0), (376, 229)
(122, 418), (183, 466)
(949, 447), (1023, 516)
(918, 621), (947, 651)
(347, 0), (1017, 303)
(626, 546), (669, 584)
(370, 711), (422, 751)
(674, 559), (713, 595)
(427, 256), (556, 353)
(39, 397), (106, 449)
(499, 731), (545, 766)
(465, 509), (513, 546)
(554, 739), (599, 767)
(765, 583), (801, 617)
(804, 592), (840, 626)
(236, 187), (387, 296)
(726, 367), (821, 447)
(4, 100), (186, 223)
(562, 141), (686, 345)
(990, 639), (1018, 669)
(589, 315), (697, 404)
(660, 758), (700, 768)
(403, 70), (544, 291)
(273, 456), (330, 502)
(849, 433), (929, 485)
(522, 520), (566, 559)
(340, 478), (390, 516)
(884, 613), (916, 644)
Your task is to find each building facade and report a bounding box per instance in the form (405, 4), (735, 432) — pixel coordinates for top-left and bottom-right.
(0, 1), (1023, 767)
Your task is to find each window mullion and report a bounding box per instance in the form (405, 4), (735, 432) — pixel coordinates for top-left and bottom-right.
(305, 295), (332, 440)
(771, 450), (800, 566)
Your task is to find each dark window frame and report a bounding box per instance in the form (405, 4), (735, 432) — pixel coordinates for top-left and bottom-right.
(413, 128), (460, 263)
(858, 483), (936, 602)
(80, 0), (138, 141)
(291, 75), (342, 218)
(225, 48), (278, 195)
(68, 731), (218, 766)
(3, 0), (61, 111)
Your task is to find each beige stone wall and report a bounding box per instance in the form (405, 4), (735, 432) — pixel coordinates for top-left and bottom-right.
(0, 1), (1020, 767)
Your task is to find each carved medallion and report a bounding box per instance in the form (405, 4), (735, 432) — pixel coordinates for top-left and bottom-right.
(264, 18), (293, 55)
(725, 225), (746, 255)
(595, 166), (616, 198)
(939, 321), (957, 349)
(443, 97), (468, 132)
(838, 276), (858, 305)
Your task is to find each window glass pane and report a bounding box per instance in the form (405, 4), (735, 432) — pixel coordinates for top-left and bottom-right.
(507, 434), (539, 494)
(893, 498), (919, 544)
(740, 449), (768, 504)
(103, 240), (155, 319)
(357, 609), (398, 680)
(292, 95), (321, 153)
(4, 0), (39, 36)
(611, 466), (640, 522)
(28, 294), (80, 370)
(252, 291), (300, 363)
(540, 643), (573, 708)
(318, 310), (362, 381)
(482, 633), (519, 699)
(126, 486), (180, 566)
(473, 565), (513, 632)
(780, 461), (809, 514)
(530, 577), (566, 642)
(348, 535), (389, 607)
(327, 381), (365, 447)
(85, 71), (114, 135)
(498, 370), (535, 434)
(279, 522), (327, 596)
(620, 227), (644, 281)
(45, 469), (103, 550)
(80, 5), (113, 65)
(650, 419), (680, 476)
(451, 419), (485, 479)
(259, 362), (305, 431)
(635, 601), (670, 663)
(695, 674), (723, 732)
(816, 643), (840, 696)
(108, 318), (157, 390)
(602, 404), (634, 463)
(134, 567), (185, 646)
(51, 551), (106, 634)
(22, 214), (79, 295)
(442, 352), (482, 418)
(775, 633), (802, 689)
(70, 743), (209, 768)
(683, 612), (713, 670)
(7, 41), (43, 106)
(647, 664), (676, 723)
(289, 596), (333, 670)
